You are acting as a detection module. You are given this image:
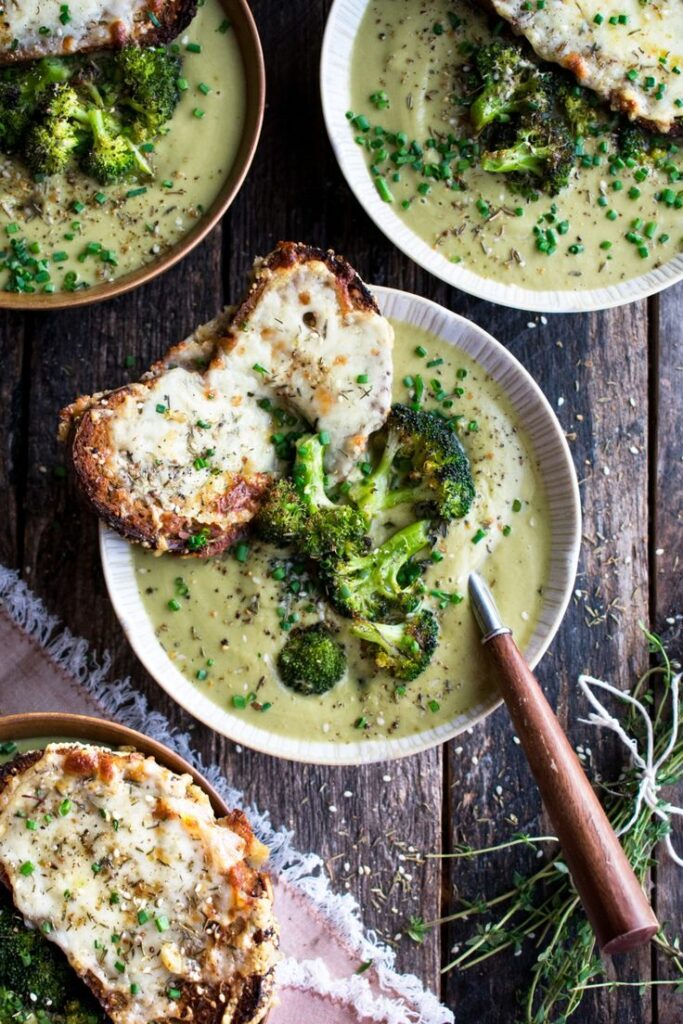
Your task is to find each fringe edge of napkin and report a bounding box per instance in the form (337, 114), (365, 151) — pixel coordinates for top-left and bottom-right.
(0, 566), (453, 1024)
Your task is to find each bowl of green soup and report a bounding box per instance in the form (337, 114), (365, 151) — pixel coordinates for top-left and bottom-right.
(99, 286), (581, 764)
(321, 0), (683, 312)
(0, 0), (264, 308)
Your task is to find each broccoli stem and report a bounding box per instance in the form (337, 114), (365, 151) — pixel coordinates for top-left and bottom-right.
(293, 436), (334, 508)
(345, 519), (432, 593)
(350, 618), (404, 654)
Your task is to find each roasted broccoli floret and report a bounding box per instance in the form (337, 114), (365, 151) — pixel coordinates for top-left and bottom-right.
(349, 405), (475, 522)
(0, 58), (71, 152)
(114, 46), (182, 140)
(322, 519), (433, 621)
(351, 609), (439, 681)
(255, 478), (309, 547)
(23, 84), (85, 175)
(0, 891), (105, 1024)
(23, 84), (152, 181)
(558, 82), (601, 138)
(292, 435), (370, 557)
(481, 112), (574, 195)
(255, 436), (369, 559)
(469, 41), (548, 132)
(277, 622), (347, 695)
(80, 106), (152, 183)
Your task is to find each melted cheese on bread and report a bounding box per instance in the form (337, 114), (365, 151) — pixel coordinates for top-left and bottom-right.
(226, 247), (394, 477)
(0, 745), (278, 1024)
(489, 0), (683, 132)
(0, 0), (194, 63)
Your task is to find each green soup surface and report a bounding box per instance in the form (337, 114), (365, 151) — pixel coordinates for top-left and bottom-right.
(0, 0), (245, 295)
(348, 0), (683, 292)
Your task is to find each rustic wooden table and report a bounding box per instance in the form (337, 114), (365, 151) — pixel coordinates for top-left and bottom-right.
(1, 3), (681, 1021)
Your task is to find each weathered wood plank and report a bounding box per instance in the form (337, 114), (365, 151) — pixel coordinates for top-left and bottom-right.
(651, 281), (683, 1024)
(440, 301), (653, 1022)
(0, 311), (26, 568)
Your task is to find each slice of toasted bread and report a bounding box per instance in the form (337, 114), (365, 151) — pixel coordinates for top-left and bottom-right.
(0, 0), (197, 65)
(0, 744), (278, 1024)
(61, 242), (393, 556)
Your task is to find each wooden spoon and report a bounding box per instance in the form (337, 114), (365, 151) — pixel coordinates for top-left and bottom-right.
(468, 571), (659, 954)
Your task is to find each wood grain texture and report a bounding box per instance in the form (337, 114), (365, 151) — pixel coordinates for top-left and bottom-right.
(0, 1), (680, 1020)
(651, 281), (683, 1024)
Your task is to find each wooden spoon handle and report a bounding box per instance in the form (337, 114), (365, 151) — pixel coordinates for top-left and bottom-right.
(485, 632), (658, 954)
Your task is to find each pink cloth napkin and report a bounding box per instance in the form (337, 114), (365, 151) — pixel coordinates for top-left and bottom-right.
(0, 600), (451, 1024)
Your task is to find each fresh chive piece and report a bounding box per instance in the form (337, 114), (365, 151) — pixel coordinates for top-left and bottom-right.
(177, 77), (189, 91)
(167, 598), (181, 611)
(137, 909), (150, 924)
(235, 542), (249, 563)
(192, 107), (205, 119)
(472, 528), (487, 544)
(186, 42), (202, 52)
(198, 82), (211, 95)
(155, 915), (170, 932)
(19, 861), (35, 875)
(59, 799), (72, 816)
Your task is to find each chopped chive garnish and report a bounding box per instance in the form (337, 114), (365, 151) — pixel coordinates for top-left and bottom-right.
(155, 915), (170, 932)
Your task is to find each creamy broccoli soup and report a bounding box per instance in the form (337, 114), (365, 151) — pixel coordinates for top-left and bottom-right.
(133, 319), (551, 745)
(0, 0), (245, 294)
(348, 0), (683, 291)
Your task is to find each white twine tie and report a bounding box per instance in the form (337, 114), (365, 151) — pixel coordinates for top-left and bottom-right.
(577, 672), (683, 867)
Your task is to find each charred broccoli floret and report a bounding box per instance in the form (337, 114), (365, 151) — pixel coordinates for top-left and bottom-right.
(22, 84), (85, 175)
(80, 106), (152, 183)
(469, 41), (548, 132)
(255, 478), (309, 547)
(23, 84), (152, 182)
(557, 82), (601, 138)
(351, 609), (439, 681)
(277, 622), (347, 695)
(481, 112), (574, 195)
(255, 436), (369, 559)
(322, 519), (433, 621)
(0, 890), (105, 1024)
(0, 58), (72, 152)
(349, 405), (475, 522)
(114, 46), (182, 140)
(292, 435), (370, 557)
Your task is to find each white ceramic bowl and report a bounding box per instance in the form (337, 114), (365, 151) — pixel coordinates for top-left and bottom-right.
(320, 0), (683, 313)
(100, 286), (582, 764)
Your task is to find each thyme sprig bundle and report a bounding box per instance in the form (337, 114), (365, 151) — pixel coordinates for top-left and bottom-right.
(408, 628), (683, 1022)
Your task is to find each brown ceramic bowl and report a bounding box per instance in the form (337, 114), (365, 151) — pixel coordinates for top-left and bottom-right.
(0, 0), (265, 311)
(0, 712), (229, 814)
